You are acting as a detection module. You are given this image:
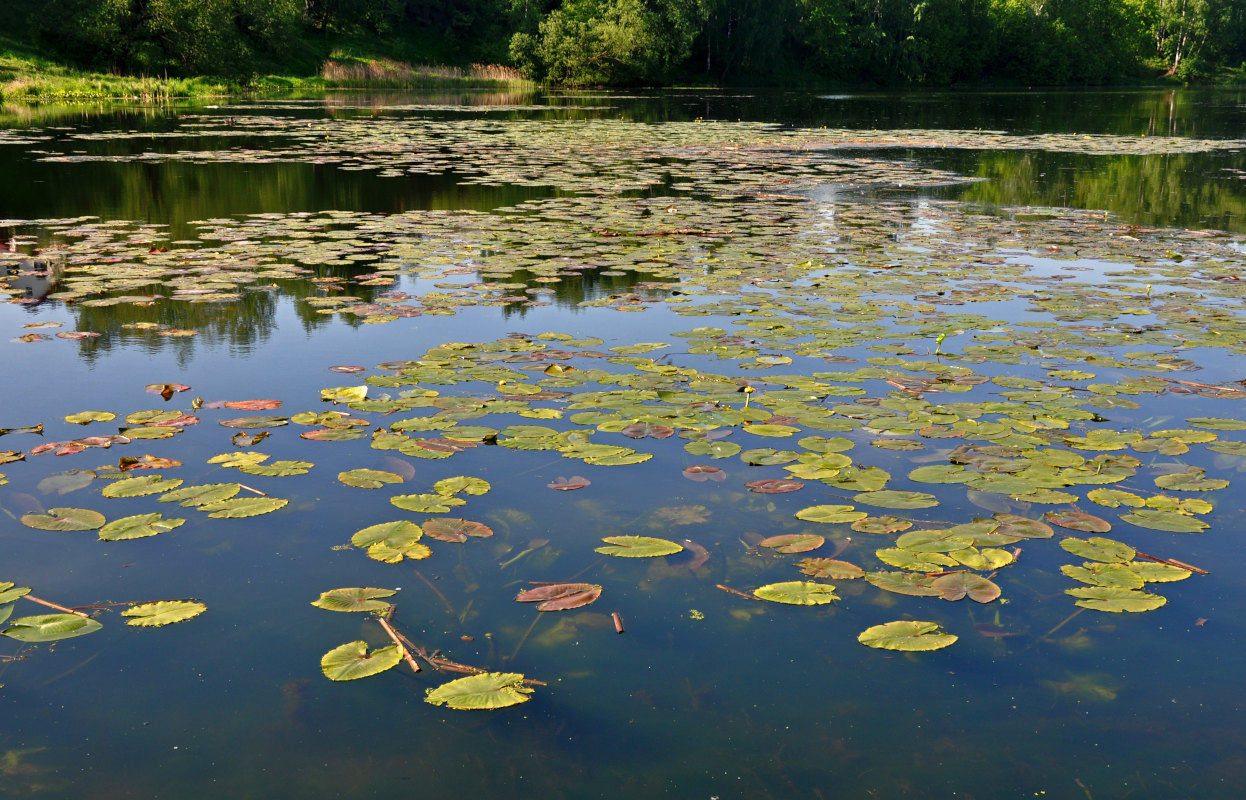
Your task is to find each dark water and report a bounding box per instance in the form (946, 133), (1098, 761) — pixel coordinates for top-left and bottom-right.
(0, 89), (1244, 800)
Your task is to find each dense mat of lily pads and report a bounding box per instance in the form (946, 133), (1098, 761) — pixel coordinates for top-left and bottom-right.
(2, 108), (1245, 709)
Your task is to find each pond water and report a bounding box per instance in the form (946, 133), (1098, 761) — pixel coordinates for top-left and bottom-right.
(1, 88), (1245, 800)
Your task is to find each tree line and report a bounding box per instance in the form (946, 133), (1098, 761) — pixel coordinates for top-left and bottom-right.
(15, 0), (1246, 86)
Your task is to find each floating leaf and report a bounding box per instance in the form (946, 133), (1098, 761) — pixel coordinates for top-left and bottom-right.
(2, 614), (103, 642)
(351, 520), (430, 562)
(434, 476), (491, 496)
(743, 424), (801, 438)
(1045, 511), (1112, 533)
(99, 513), (185, 541)
(321, 641), (402, 681)
(1186, 417), (1246, 431)
(745, 478), (804, 493)
(515, 583), (603, 611)
(21, 507), (106, 531)
(1060, 536), (1135, 563)
(794, 505), (868, 524)
(759, 534), (825, 554)
(199, 497), (288, 518)
(424, 672), (533, 710)
(311, 587), (397, 613)
(547, 475), (591, 491)
(796, 558), (864, 579)
(238, 460), (313, 477)
(64, 411), (116, 425)
(853, 490), (939, 509)
(682, 465), (727, 482)
(851, 516), (913, 534)
(931, 572), (1001, 603)
(0, 582), (32, 604)
(595, 536), (684, 557)
(338, 469), (404, 489)
(1154, 468), (1229, 492)
(858, 621), (957, 651)
(422, 518), (493, 542)
(1120, 510), (1210, 533)
(102, 475), (184, 498)
(391, 493), (466, 514)
(754, 581), (839, 605)
(1086, 488), (1145, 508)
(219, 416), (290, 429)
(121, 600), (206, 626)
(159, 483), (241, 507)
(321, 386), (368, 404)
(1066, 586), (1167, 612)
(993, 514), (1055, 539)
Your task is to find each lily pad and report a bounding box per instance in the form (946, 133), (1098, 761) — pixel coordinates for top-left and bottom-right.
(858, 620), (957, 651)
(424, 672), (533, 710)
(1065, 586), (1167, 612)
(515, 583), (603, 611)
(851, 516), (913, 534)
(433, 476), (492, 496)
(754, 581), (839, 605)
(102, 475), (184, 498)
(1060, 536), (1135, 563)
(311, 587), (397, 613)
(338, 469), (405, 489)
(159, 483), (241, 507)
(931, 572), (1001, 603)
(121, 600), (206, 626)
(237, 460), (313, 477)
(64, 411), (116, 425)
(595, 536), (684, 557)
(1045, 511), (1112, 533)
(1120, 510), (1210, 533)
(794, 505), (868, 524)
(199, 497), (288, 518)
(99, 513), (186, 541)
(853, 490), (939, 509)
(21, 507), (106, 531)
(759, 534), (825, 554)
(796, 558), (864, 579)
(321, 641), (402, 681)
(422, 518), (494, 542)
(2, 613), (103, 642)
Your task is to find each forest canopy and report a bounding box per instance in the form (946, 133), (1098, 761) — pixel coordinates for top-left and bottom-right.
(11, 0), (1246, 86)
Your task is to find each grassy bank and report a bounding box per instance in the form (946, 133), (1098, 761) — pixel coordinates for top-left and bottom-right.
(0, 35), (531, 103)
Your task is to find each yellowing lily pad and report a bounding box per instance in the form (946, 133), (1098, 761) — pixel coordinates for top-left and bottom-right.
(424, 672), (533, 710)
(754, 581), (839, 605)
(311, 587), (397, 612)
(858, 620), (957, 651)
(121, 600), (206, 626)
(595, 536), (684, 557)
(338, 469), (405, 489)
(321, 641), (402, 681)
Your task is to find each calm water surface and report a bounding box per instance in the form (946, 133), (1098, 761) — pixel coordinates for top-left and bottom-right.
(0, 89), (1244, 800)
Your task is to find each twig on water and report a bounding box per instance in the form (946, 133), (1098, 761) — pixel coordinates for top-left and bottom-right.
(24, 594), (90, 618)
(237, 483), (268, 496)
(376, 615), (421, 673)
(716, 584), (760, 601)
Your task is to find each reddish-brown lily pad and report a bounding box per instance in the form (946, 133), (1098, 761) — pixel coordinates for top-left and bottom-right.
(1044, 510), (1112, 533)
(514, 583), (603, 611)
(682, 465), (726, 482)
(745, 479), (805, 493)
(422, 518), (494, 542)
(759, 533), (825, 554)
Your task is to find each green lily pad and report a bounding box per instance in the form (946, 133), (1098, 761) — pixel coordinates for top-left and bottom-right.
(99, 513), (186, 541)
(1065, 586), (1167, 612)
(21, 507), (107, 531)
(1086, 488), (1145, 508)
(2, 613), (103, 642)
(1154, 468), (1229, 492)
(391, 493), (467, 513)
(853, 490), (939, 509)
(931, 572), (1001, 603)
(753, 581), (839, 605)
(858, 620), (957, 651)
(1060, 536), (1135, 563)
(338, 469), (405, 489)
(321, 641), (402, 681)
(1045, 511), (1112, 533)
(311, 587), (397, 613)
(851, 516), (913, 534)
(595, 536), (684, 557)
(424, 672), (533, 710)
(121, 600), (206, 626)
(159, 483), (242, 507)
(1120, 510), (1210, 533)
(199, 497), (288, 518)
(0, 582), (32, 604)
(102, 475), (184, 498)
(237, 460), (313, 477)
(864, 571), (940, 597)
(64, 411), (116, 425)
(1186, 417), (1246, 431)
(794, 505), (868, 524)
(433, 476), (492, 496)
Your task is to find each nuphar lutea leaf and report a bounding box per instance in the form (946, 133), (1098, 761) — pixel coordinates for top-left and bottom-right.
(595, 536), (684, 557)
(99, 513), (185, 541)
(2, 613), (103, 642)
(21, 507), (106, 531)
(311, 587), (397, 613)
(754, 581), (839, 605)
(121, 600), (206, 626)
(321, 641), (402, 681)
(424, 672), (533, 710)
(858, 620), (957, 651)
(199, 497), (288, 518)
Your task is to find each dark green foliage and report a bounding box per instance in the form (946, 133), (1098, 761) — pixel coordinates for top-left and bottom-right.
(7, 0), (1246, 85)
